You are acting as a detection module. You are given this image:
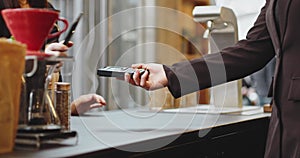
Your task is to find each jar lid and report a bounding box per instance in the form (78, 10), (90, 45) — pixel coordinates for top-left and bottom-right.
(55, 82), (71, 91)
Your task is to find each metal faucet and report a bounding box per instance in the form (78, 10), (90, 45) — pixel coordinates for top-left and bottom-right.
(193, 6), (242, 108)
(193, 6), (238, 39)
(203, 20), (228, 39)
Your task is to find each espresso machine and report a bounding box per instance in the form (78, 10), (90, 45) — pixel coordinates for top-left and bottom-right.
(2, 8), (77, 149)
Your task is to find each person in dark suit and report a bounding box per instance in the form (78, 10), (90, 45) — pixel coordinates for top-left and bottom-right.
(126, 0), (299, 157)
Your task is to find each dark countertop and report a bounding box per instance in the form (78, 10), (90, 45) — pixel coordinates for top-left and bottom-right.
(1, 108), (271, 158)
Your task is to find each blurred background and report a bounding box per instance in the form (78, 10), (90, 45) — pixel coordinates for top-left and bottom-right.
(51, 0), (268, 110)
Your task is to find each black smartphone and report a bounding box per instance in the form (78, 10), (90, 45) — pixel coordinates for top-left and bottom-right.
(97, 66), (146, 78)
(63, 12), (83, 45)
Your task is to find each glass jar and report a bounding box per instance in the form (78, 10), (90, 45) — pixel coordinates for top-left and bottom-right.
(55, 82), (71, 131)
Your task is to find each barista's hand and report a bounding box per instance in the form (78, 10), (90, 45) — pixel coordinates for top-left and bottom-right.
(45, 41), (73, 56)
(124, 63), (168, 90)
(71, 94), (106, 116)
(45, 41), (73, 72)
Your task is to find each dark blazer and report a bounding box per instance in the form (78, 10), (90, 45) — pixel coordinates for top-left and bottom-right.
(164, 0), (299, 157)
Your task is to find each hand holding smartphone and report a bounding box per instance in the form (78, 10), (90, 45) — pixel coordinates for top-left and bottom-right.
(97, 66), (146, 78)
(63, 12), (83, 45)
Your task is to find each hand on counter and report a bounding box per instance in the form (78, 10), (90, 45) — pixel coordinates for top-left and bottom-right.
(124, 63), (168, 91)
(71, 94), (106, 116)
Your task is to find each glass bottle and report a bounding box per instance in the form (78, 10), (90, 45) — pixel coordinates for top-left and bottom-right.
(55, 82), (71, 131)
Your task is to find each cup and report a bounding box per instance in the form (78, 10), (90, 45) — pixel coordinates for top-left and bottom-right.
(1, 8), (69, 51)
(0, 39), (26, 154)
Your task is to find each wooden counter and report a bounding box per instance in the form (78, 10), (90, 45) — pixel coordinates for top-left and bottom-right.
(1, 108), (270, 158)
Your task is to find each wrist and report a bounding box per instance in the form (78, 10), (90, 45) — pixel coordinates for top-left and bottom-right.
(70, 100), (79, 116)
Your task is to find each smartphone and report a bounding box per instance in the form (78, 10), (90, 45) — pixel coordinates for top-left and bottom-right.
(97, 66), (146, 78)
(63, 12), (83, 45)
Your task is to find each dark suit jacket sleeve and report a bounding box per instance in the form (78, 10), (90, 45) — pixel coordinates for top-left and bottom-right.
(164, 0), (275, 98)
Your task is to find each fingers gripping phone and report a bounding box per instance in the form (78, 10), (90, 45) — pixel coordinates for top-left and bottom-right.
(63, 12), (83, 45)
(97, 66), (146, 78)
